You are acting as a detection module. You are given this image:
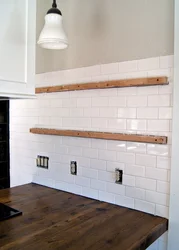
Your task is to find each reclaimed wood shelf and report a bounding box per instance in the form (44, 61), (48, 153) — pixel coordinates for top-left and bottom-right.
(0, 183), (168, 250)
(30, 128), (168, 144)
(36, 76), (169, 94)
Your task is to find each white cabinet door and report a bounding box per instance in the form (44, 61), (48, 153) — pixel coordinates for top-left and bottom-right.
(0, 0), (36, 98)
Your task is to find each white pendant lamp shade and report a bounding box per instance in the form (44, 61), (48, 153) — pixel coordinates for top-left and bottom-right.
(38, 0), (68, 50)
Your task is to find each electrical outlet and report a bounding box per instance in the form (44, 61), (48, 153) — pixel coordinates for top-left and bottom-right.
(36, 156), (49, 169)
(115, 169), (123, 184)
(70, 161), (77, 175)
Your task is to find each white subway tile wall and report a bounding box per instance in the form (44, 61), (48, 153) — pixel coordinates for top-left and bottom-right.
(10, 56), (173, 250)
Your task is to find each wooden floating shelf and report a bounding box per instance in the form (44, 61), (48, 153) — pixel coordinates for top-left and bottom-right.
(30, 128), (168, 145)
(36, 76), (169, 94)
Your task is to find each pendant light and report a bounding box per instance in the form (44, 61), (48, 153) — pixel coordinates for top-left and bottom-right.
(38, 0), (68, 50)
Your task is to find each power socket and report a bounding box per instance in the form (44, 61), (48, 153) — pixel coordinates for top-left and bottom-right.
(37, 156), (49, 169)
(70, 161), (77, 175)
(115, 169), (123, 184)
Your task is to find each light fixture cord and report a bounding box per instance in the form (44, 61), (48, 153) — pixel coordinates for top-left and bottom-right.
(52, 0), (57, 8)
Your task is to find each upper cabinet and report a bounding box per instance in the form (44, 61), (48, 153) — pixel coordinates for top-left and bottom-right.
(0, 0), (36, 98)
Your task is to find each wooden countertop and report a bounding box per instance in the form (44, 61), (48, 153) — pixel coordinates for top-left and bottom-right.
(0, 183), (168, 250)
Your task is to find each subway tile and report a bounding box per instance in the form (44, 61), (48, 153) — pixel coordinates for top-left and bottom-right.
(90, 159), (107, 171)
(68, 146), (82, 156)
(156, 205), (169, 219)
(84, 108), (100, 117)
(91, 139), (107, 149)
(127, 96), (147, 107)
(157, 156), (171, 170)
(125, 164), (145, 177)
(91, 179), (106, 191)
(63, 137), (91, 148)
(107, 141), (126, 152)
(117, 152), (135, 164)
(82, 187), (98, 200)
(68, 183), (82, 195)
(119, 60), (138, 73)
(99, 88), (118, 97)
(146, 190), (169, 206)
(115, 195), (134, 209)
(126, 186), (145, 200)
(84, 65), (101, 77)
(62, 99), (77, 108)
(50, 117), (62, 127)
(100, 108), (118, 118)
(147, 120), (170, 132)
(123, 175), (135, 187)
(101, 63), (119, 75)
(136, 154), (156, 168)
(108, 119), (126, 130)
(109, 73), (127, 81)
(98, 170), (115, 182)
(127, 142), (146, 154)
(106, 182), (125, 195)
(160, 55), (174, 69)
(109, 97), (126, 107)
(77, 98), (91, 107)
(159, 84), (173, 95)
(127, 119), (146, 131)
(82, 167), (98, 179)
(69, 108), (84, 117)
(118, 108), (136, 118)
(33, 176), (55, 189)
(147, 68), (171, 78)
(39, 117), (50, 126)
(137, 108), (158, 119)
(118, 87), (137, 96)
(73, 156), (91, 168)
(55, 181), (69, 192)
(99, 191), (115, 204)
(159, 107), (172, 119)
(146, 167), (168, 181)
(92, 97), (108, 107)
(137, 86), (159, 95)
(55, 172), (75, 184)
(138, 57), (159, 71)
(136, 177), (157, 191)
(147, 144), (170, 157)
(157, 181), (170, 194)
(62, 117), (91, 128)
(148, 95), (170, 107)
(126, 71), (148, 79)
(54, 145), (68, 155)
(83, 148), (98, 159)
(50, 108), (70, 117)
(106, 161), (125, 173)
(92, 118), (108, 129)
(134, 199), (155, 214)
(75, 176), (90, 187)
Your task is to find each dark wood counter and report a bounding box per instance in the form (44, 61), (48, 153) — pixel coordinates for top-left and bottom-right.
(0, 183), (168, 250)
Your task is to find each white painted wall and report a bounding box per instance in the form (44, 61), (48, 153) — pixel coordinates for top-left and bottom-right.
(10, 56), (173, 250)
(168, 2), (179, 250)
(36, 0), (174, 73)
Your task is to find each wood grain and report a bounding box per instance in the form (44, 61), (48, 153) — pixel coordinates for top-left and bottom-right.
(30, 128), (168, 144)
(0, 183), (168, 250)
(35, 76), (169, 94)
